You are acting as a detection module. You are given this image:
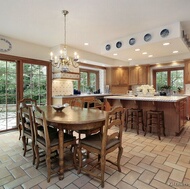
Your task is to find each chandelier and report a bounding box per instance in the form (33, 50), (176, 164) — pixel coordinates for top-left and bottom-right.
(50, 10), (79, 73)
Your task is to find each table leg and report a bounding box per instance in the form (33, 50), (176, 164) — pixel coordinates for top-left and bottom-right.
(58, 128), (64, 180)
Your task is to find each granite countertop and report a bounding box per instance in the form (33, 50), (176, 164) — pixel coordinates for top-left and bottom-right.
(104, 95), (187, 102)
(52, 93), (113, 99)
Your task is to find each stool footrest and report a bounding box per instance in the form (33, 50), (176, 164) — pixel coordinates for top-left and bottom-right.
(145, 110), (165, 140)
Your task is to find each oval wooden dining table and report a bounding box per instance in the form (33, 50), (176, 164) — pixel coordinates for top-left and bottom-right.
(40, 105), (107, 180)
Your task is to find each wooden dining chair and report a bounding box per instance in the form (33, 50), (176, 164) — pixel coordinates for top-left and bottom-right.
(85, 99), (105, 135)
(77, 106), (125, 188)
(86, 98), (104, 110)
(19, 98), (37, 165)
(32, 105), (77, 182)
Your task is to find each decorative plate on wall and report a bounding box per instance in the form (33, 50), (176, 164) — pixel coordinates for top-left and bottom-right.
(160, 29), (169, 38)
(144, 33), (152, 42)
(105, 44), (111, 51)
(116, 41), (122, 48)
(0, 37), (12, 52)
(129, 38), (136, 45)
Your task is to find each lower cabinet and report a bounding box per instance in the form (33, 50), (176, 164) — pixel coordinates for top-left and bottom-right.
(179, 99), (186, 129)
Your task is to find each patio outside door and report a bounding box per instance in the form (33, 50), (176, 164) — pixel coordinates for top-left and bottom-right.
(0, 60), (48, 132)
(0, 60), (17, 131)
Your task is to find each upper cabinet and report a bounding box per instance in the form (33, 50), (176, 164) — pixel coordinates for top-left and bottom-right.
(129, 66), (148, 85)
(185, 61), (190, 84)
(111, 67), (128, 86)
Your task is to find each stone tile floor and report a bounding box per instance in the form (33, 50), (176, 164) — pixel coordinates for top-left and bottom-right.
(1, 123), (190, 189)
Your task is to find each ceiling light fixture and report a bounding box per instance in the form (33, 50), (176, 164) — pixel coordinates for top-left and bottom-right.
(50, 10), (79, 73)
(173, 50), (179, 54)
(135, 48), (140, 51)
(148, 55), (153, 57)
(113, 53), (118, 56)
(163, 42), (170, 46)
(142, 52), (147, 55)
(84, 42), (89, 46)
(128, 58), (132, 61)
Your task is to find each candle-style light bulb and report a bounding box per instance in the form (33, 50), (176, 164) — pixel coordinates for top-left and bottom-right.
(50, 52), (53, 60)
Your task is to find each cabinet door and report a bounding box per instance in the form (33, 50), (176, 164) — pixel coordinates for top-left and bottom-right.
(138, 66), (147, 84)
(111, 68), (120, 85)
(120, 67), (128, 85)
(185, 61), (190, 84)
(129, 67), (138, 85)
(111, 67), (128, 86)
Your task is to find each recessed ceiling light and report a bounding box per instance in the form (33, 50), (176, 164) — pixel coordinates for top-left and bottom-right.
(84, 42), (89, 46)
(128, 58), (132, 61)
(135, 48), (140, 51)
(173, 51), (179, 54)
(163, 42), (170, 46)
(142, 52), (147, 55)
(148, 55), (153, 57)
(113, 53), (118, 56)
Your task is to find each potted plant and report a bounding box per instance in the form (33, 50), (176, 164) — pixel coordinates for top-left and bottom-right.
(160, 85), (171, 96)
(86, 86), (94, 94)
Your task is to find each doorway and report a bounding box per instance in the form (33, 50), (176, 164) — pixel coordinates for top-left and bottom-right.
(0, 60), (17, 131)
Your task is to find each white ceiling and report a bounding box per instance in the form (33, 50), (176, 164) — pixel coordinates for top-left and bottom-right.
(1, 0), (190, 66)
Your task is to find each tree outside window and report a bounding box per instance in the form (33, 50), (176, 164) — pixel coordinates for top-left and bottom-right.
(153, 68), (184, 92)
(73, 69), (99, 93)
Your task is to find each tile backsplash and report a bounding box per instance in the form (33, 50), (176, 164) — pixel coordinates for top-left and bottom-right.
(52, 80), (73, 96)
(185, 84), (190, 94)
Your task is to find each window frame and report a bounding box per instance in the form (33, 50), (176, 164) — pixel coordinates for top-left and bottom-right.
(79, 68), (99, 92)
(153, 67), (184, 90)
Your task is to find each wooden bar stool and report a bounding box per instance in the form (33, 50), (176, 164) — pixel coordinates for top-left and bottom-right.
(125, 108), (144, 134)
(145, 110), (166, 140)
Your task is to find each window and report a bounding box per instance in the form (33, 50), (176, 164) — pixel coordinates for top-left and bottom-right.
(153, 68), (184, 91)
(73, 69), (99, 93)
(0, 54), (51, 132)
(0, 60), (17, 131)
(23, 63), (47, 105)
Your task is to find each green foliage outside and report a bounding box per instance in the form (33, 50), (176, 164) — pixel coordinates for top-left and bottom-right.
(156, 70), (184, 92)
(78, 71), (96, 93)
(23, 64), (47, 105)
(0, 61), (47, 106)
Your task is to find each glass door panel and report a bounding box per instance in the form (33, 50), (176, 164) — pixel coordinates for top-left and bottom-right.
(23, 63), (47, 105)
(0, 60), (17, 131)
(156, 71), (168, 91)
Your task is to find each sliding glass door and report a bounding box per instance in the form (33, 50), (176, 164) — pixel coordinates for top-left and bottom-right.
(0, 58), (50, 132)
(23, 63), (47, 105)
(0, 60), (17, 131)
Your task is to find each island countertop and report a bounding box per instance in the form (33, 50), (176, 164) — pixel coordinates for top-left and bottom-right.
(52, 93), (113, 99)
(104, 95), (187, 136)
(104, 95), (187, 102)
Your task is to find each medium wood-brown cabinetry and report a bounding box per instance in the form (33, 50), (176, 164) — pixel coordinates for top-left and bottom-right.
(129, 66), (148, 85)
(111, 67), (128, 86)
(184, 61), (190, 84)
(178, 98), (187, 131)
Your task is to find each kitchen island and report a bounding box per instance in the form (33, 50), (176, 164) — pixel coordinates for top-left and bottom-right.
(104, 95), (188, 136)
(52, 93), (113, 105)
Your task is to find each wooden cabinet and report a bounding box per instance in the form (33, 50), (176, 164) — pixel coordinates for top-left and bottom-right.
(184, 61), (190, 84)
(128, 67), (138, 85)
(179, 98), (187, 130)
(111, 67), (128, 86)
(129, 66), (148, 85)
(186, 96), (190, 120)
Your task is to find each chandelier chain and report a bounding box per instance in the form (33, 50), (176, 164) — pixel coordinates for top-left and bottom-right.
(50, 10), (79, 73)
(64, 10), (67, 48)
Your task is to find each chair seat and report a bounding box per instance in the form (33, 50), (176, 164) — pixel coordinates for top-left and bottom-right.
(37, 125), (58, 141)
(37, 130), (76, 147)
(81, 132), (120, 150)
